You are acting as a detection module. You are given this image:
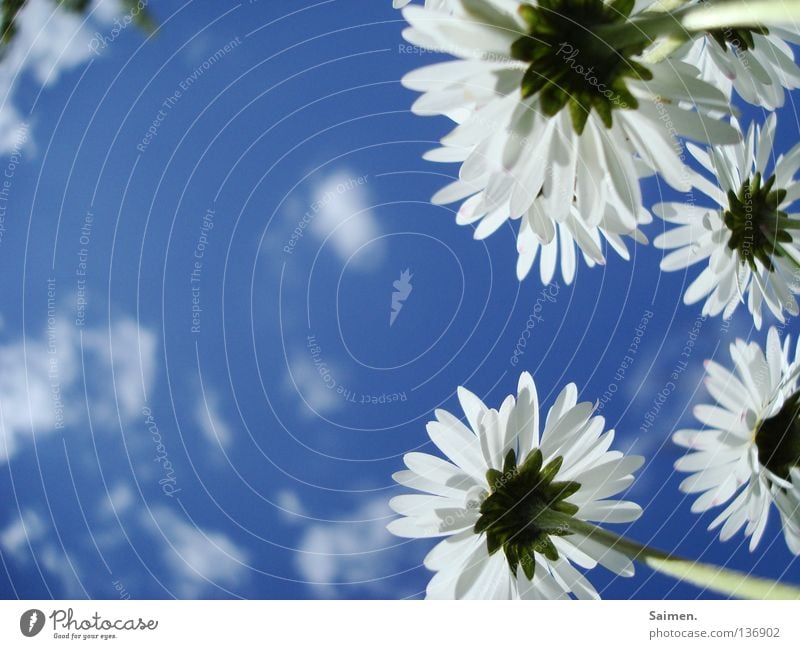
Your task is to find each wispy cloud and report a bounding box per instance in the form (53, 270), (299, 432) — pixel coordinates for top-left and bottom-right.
(194, 388), (233, 451)
(0, 0), (128, 154)
(0, 316), (157, 464)
(275, 489), (309, 523)
(0, 509), (85, 597)
(294, 497), (400, 598)
(144, 506), (250, 598)
(286, 354), (342, 416)
(308, 171), (383, 268)
(0, 510), (46, 561)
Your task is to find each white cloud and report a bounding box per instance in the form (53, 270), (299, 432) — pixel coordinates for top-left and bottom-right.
(0, 509), (85, 596)
(145, 506), (250, 598)
(275, 489), (308, 524)
(0, 315), (158, 464)
(3, 484), (250, 598)
(286, 354), (342, 416)
(0, 318), (77, 462)
(194, 389), (233, 450)
(100, 483), (135, 517)
(294, 497), (398, 597)
(39, 544), (85, 598)
(83, 319), (157, 423)
(0, 108), (28, 154)
(308, 172), (383, 268)
(0, 510), (46, 560)
(0, 0), (127, 154)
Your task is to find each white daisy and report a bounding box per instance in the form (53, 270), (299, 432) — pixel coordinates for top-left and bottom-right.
(403, 0), (738, 282)
(401, 0), (738, 281)
(680, 24), (800, 110)
(654, 114), (800, 329)
(514, 190), (649, 284)
(430, 106), (653, 283)
(674, 327), (800, 554)
(388, 372), (644, 599)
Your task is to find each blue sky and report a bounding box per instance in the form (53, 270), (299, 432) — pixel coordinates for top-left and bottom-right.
(0, 0), (798, 599)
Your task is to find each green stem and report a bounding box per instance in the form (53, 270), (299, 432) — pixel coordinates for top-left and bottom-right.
(597, 0), (800, 51)
(775, 216), (800, 230)
(595, 12), (689, 49)
(775, 241), (800, 273)
(560, 515), (800, 600)
(682, 0), (800, 32)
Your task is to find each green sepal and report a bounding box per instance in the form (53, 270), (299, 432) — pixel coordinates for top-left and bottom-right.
(520, 448), (543, 475)
(569, 100), (591, 134)
(486, 468), (504, 491)
(539, 456), (563, 485)
(610, 0), (635, 17)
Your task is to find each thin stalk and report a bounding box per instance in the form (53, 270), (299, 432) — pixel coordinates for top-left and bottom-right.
(682, 0), (800, 32)
(599, 0), (800, 51)
(550, 513), (800, 600)
(595, 12), (691, 49)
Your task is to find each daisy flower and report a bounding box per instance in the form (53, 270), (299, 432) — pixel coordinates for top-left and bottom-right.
(680, 22), (800, 110)
(388, 372), (644, 599)
(674, 327), (800, 554)
(401, 0), (737, 281)
(654, 114), (800, 328)
(514, 191), (649, 284)
(434, 107), (652, 283)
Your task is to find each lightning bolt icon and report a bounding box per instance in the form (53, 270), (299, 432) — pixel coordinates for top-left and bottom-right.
(390, 269), (413, 326)
(28, 611), (38, 632)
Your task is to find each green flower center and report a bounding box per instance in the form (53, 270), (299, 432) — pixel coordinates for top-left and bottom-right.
(755, 391), (800, 481)
(724, 172), (793, 272)
(709, 25), (769, 52)
(510, 0), (653, 134)
(474, 448), (580, 579)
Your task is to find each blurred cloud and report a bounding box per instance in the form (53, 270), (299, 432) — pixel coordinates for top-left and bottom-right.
(39, 544), (85, 598)
(195, 388), (233, 451)
(0, 509), (85, 597)
(308, 171), (383, 268)
(0, 318), (76, 462)
(1, 483), (250, 598)
(0, 316), (157, 464)
(83, 319), (157, 423)
(0, 0), (127, 154)
(275, 489), (308, 523)
(100, 482), (135, 517)
(294, 497), (398, 597)
(0, 509), (46, 561)
(286, 354), (342, 416)
(145, 506), (250, 598)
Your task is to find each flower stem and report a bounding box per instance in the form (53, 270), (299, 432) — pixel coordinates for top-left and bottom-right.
(595, 12), (688, 49)
(681, 0), (800, 32)
(597, 0), (800, 51)
(775, 242), (800, 274)
(562, 516), (800, 600)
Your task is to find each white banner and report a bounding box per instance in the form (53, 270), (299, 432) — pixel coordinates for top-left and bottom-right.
(0, 600), (798, 648)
